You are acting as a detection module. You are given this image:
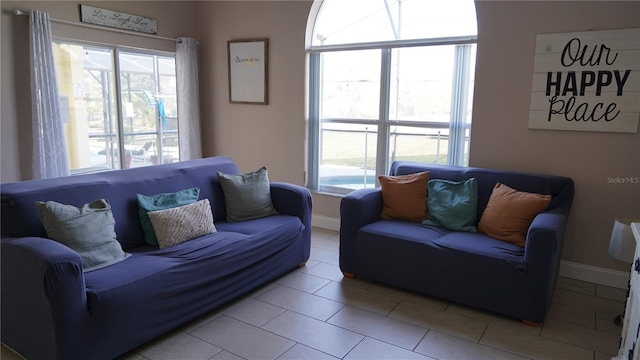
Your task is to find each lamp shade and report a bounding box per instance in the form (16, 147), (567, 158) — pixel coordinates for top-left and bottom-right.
(608, 218), (639, 263)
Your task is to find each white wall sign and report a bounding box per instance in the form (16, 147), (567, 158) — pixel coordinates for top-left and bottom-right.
(529, 28), (640, 133)
(80, 5), (158, 35)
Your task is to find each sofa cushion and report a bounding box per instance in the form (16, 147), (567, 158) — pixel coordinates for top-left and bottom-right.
(148, 199), (217, 249)
(423, 178), (478, 232)
(137, 187), (200, 246)
(35, 199), (130, 272)
(478, 183), (552, 247)
(82, 214), (305, 327)
(217, 167), (278, 222)
(379, 171), (429, 222)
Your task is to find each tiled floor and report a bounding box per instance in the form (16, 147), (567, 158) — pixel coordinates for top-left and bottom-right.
(1, 227), (626, 360)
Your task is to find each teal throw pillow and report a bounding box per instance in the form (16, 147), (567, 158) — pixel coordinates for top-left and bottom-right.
(137, 187), (200, 245)
(217, 167), (278, 222)
(35, 199), (130, 272)
(423, 178), (478, 232)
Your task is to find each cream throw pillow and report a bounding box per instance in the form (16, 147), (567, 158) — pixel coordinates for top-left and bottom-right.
(148, 199), (216, 249)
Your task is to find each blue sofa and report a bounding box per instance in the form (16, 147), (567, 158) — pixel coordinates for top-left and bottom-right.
(1, 156), (312, 360)
(340, 161), (574, 324)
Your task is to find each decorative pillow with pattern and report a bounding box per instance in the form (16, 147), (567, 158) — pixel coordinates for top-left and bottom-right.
(147, 199), (216, 249)
(137, 187), (200, 245)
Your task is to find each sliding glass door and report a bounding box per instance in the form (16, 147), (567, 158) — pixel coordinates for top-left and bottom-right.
(52, 42), (179, 173)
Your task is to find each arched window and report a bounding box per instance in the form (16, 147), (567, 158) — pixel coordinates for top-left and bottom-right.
(306, 0), (477, 195)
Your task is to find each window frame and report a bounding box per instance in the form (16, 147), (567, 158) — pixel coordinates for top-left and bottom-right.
(52, 38), (179, 173)
(307, 36), (477, 195)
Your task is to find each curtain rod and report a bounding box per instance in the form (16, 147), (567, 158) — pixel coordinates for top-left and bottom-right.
(8, 9), (182, 43)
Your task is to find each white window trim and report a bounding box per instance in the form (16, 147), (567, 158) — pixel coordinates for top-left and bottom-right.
(306, 1), (477, 196)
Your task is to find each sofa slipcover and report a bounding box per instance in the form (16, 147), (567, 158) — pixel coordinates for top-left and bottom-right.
(340, 161), (573, 324)
(1, 156), (312, 360)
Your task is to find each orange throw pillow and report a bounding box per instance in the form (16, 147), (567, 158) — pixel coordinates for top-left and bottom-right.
(478, 183), (551, 247)
(379, 171), (429, 222)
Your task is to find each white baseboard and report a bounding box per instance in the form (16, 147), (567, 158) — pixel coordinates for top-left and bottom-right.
(311, 215), (629, 289)
(312, 214), (340, 231)
(559, 260), (628, 289)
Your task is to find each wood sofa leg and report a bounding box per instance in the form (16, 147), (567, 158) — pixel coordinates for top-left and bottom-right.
(298, 262), (307, 268)
(522, 319), (540, 327)
(342, 272), (355, 279)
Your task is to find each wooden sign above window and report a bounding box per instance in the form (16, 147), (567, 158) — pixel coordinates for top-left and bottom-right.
(529, 28), (639, 133)
(79, 4), (158, 35)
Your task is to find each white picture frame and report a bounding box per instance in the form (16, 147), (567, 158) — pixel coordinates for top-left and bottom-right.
(228, 39), (268, 105)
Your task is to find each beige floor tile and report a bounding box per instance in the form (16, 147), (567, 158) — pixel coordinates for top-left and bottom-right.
(540, 318), (620, 355)
(277, 344), (339, 360)
(314, 281), (402, 316)
(181, 311), (222, 333)
(310, 247), (340, 265)
(211, 350), (246, 360)
(327, 306), (428, 350)
(311, 237), (340, 253)
(546, 302), (595, 329)
(480, 325), (594, 360)
(116, 352), (147, 360)
(0, 345), (25, 360)
(596, 284), (628, 302)
(595, 351), (618, 360)
(311, 227), (339, 239)
(299, 258), (321, 269)
(595, 312), (624, 335)
(344, 337), (434, 360)
(446, 303), (542, 337)
(301, 263), (373, 289)
(190, 315), (294, 360)
(415, 330), (531, 360)
(135, 331), (221, 360)
(368, 284), (450, 311)
(220, 297), (285, 327)
(262, 311), (364, 359)
(246, 282), (279, 299)
(275, 270), (332, 293)
(556, 276), (596, 296)
(257, 285), (344, 321)
(302, 262), (345, 282)
(553, 288), (625, 316)
(389, 301), (487, 342)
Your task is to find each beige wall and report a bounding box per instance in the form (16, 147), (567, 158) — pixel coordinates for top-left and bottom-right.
(1, 1), (639, 274)
(471, 1), (640, 272)
(197, 1), (311, 184)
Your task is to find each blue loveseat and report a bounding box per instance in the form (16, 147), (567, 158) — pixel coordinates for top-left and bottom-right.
(340, 161), (574, 324)
(1, 156), (312, 360)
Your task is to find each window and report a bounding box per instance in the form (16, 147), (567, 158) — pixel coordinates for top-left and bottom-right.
(306, 0), (477, 194)
(52, 42), (179, 173)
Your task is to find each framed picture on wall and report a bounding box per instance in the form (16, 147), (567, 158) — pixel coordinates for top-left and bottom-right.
(227, 38), (268, 105)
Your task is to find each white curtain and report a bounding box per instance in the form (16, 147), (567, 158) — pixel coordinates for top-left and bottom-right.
(29, 10), (69, 179)
(176, 37), (202, 161)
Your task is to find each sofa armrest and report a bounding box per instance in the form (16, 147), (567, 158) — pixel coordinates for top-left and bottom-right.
(270, 182), (312, 262)
(339, 188), (383, 274)
(270, 182), (312, 224)
(524, 212), (568, 267)
(1, 237), (88, 360)
(523, 212), (568, 319)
